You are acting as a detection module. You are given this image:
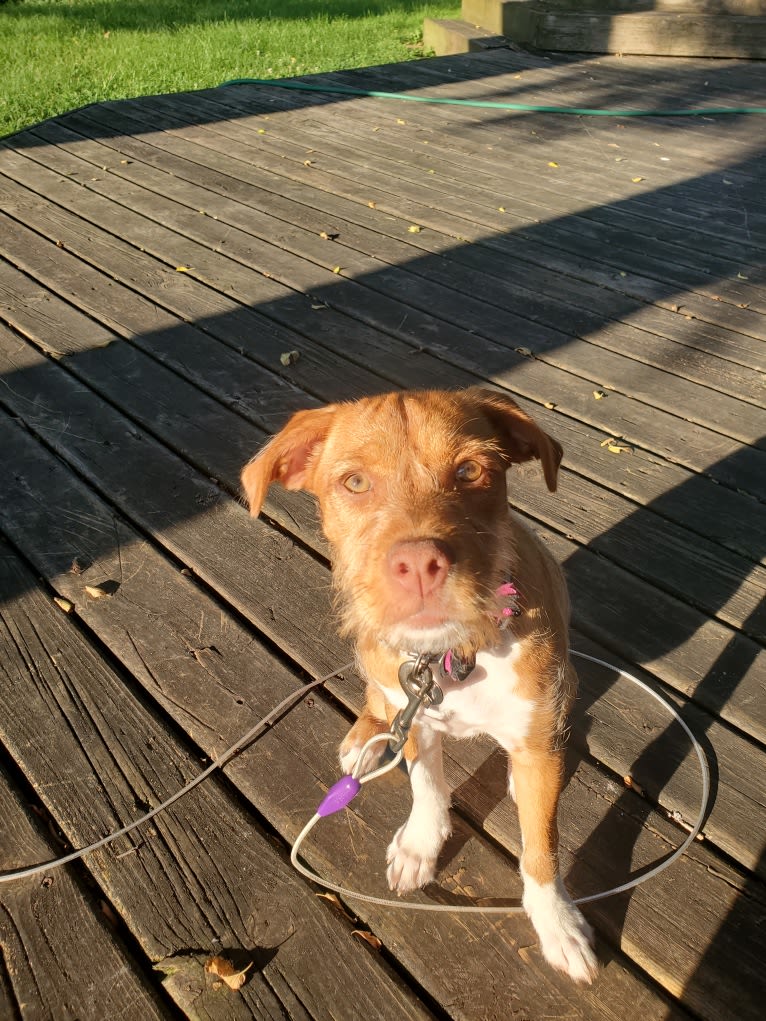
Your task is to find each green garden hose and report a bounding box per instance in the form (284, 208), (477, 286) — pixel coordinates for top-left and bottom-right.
(219, 77), (766, 116)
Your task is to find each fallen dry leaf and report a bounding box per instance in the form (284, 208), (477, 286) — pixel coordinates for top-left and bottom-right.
(85, 583), (112, 599)
(515, 346), (532, 357)
(396, 118), (406, 125)
(408, 224), (422, 233)
(352, 930), (382, 951)
(547, 161), (559, 168)
(316, 891), (357, 922)
(332, 265), (343, 274)
(175, 266), (191, 273)
(624, 775), (646, 797)
(593, 389), (607, 400)
(543, 401), (556, 410)
(279, 350), (300, 366)
(319, 230), (339, 240)
(205, 955), (253, 990)
(54, 597), (74, 613)
(631, 176), (644, 183)
(600, 436), (633, 454)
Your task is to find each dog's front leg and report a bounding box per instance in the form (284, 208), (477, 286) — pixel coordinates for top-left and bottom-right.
(512, 748), (598, 984)
(387, 722), (452, 893)
(339, 685), (390, 776)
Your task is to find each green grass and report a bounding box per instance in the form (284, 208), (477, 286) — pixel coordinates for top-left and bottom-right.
(0, 0), (460, 138)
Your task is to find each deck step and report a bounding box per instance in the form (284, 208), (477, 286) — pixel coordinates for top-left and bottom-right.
(429, 1), (766, 57)
(422, 17), (510, 56)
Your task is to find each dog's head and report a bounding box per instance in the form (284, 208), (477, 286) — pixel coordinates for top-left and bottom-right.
(242, 388), (562, 655)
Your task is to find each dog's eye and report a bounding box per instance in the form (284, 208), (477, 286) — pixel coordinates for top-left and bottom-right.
(455, 460), (484, 484)
(343, 473), (371, 494)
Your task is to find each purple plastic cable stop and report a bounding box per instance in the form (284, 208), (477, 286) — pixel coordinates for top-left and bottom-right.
(316, 775), (362, 817)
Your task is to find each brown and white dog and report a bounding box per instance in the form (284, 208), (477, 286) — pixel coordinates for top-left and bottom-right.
(242, 388), (597, 983)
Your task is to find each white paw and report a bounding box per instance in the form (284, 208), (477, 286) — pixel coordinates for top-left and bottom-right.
(339, 738), (384, 776)
(523, 875), (598, 984)
(386, 818), (451, 894)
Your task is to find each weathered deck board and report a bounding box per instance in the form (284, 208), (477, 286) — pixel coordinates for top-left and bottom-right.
(203, 74), (766, 271)
(41, 101), (766, 408)
(13, 116), (766, 494)
(0, 538), (434, 1021)
(1, 45), (764, 1021)
(0, 758), (172, 1020)
(5, 138), (764, 501)
(135, 86), (766, 333)
(28, 111), (766, 451)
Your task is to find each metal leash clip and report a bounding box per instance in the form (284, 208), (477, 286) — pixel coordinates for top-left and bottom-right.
(388, 654), (444, 755)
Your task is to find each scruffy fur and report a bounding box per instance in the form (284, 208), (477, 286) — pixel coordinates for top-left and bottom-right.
(242, 388), (598, 983)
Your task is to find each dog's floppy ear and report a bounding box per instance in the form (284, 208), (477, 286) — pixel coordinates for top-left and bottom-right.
(467, 388), (563, 492)
(241, 405), (337, 516)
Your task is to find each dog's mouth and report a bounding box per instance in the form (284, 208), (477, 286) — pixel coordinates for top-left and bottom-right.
(404, 607), (453, 629)
(380, 595), (502, 656)
(373, 573), (521, 657)
(384, 618), (473, 656)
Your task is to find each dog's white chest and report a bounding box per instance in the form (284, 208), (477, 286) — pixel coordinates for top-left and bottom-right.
(378, 637), (535, 750)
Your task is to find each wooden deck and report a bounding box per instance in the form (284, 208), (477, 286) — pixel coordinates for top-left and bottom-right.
(0, 47), (764, 1020)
